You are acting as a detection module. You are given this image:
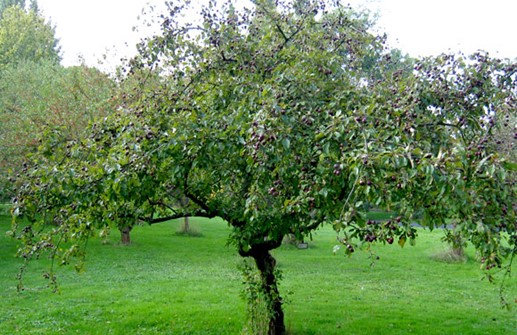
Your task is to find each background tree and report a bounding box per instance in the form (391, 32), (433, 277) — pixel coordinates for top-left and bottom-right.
(0, 0), (113, 202)
(0, 60), (117, 201)
(11, 1), (516, 334)
(0, 2), (59, 68)
(0, 0), (29, 16)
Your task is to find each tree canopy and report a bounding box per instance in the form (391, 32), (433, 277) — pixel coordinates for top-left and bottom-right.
(0, 2), (59, 68)
(10, 1), (516, 334)
(0, 0), (39, 15)
(0, 0), (109, 202)
(0, 60), (117, 201)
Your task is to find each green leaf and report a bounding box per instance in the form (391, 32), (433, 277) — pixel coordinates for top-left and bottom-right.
(282, 138), (290, 149)
(502, 161), (517, 172)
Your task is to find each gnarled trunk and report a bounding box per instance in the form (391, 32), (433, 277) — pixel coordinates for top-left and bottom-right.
(250, 247), (286, 335)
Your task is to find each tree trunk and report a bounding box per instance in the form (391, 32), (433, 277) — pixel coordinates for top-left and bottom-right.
(251, 248), (286, 335)
(451, 233), (465, 260)
(451, 244), (465, 259)
(119, 225), (133, 245)
(450, 224), (465, 261)
(183, 216), (190, 233)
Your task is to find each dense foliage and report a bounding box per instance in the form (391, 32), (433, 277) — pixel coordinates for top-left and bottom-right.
(10, 1), (516, 334)
(0, 2), (59, 68)
(0, 0), (68, 200)
(0, 0), (38, 17)
(0, 60), (117, 201)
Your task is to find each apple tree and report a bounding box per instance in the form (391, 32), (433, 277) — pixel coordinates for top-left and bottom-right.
(10, 1), (516, 334)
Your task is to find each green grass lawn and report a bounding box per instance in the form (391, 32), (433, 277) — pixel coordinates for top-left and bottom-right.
(0, 203), (10, 215)
(1, 214), (516, 334)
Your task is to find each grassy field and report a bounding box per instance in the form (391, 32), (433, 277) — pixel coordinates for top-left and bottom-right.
(0, 203), (10, 215)
(1, 214), (516, 334)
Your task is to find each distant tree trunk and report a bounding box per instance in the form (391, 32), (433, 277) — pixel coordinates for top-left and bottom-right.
(451, 244), (465, 259)
(182, 216), (190, 233)
(119, 225), (133, 245)
(179, 196), (191, 234)
(250, 247), (286, 335)
(448, 223), (466, 261)
(450, 231), (465, 259)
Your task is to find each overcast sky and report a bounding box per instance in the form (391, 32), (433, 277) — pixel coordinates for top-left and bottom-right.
(37, 0), (517, 72)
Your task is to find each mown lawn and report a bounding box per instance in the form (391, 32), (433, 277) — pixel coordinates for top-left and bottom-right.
(1, 214), (515, 334)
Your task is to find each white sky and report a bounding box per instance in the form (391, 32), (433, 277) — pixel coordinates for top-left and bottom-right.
(371, 0), (517, 59)
(37, 0), (517, 73)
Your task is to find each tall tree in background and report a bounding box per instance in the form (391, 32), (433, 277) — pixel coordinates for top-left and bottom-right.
(0, 0), (39, 16)
(0, 0), (109, 202)
(0, 60), (117, 201)
(1, 0), (25, 15)
(10, 1), (516, 334)
(0, 1), (59, 68)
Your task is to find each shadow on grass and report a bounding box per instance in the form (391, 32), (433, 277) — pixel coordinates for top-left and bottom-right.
(175, 229), (204, 237)
(431, 248), (469, 264)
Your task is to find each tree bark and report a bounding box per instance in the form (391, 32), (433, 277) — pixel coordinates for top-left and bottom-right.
(250, 247), (286, 335)
(450, 223), (465, 261)
(182, 216), (190, 233)
(451, 244), (465, 259)
(119, 225), (133, 245)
